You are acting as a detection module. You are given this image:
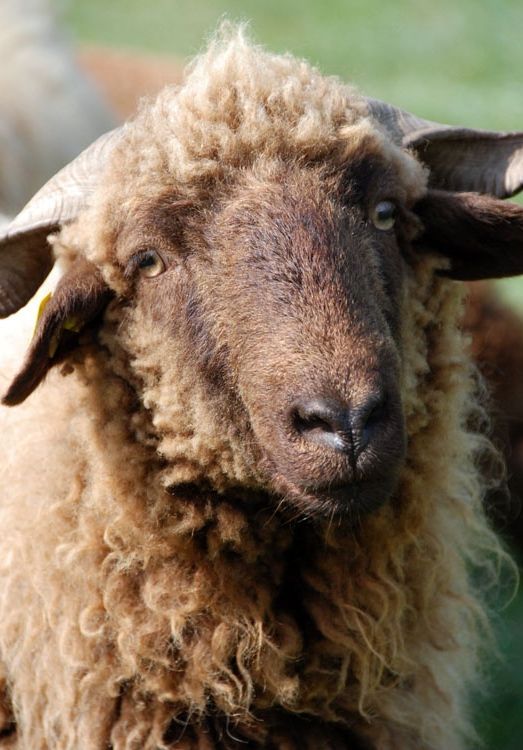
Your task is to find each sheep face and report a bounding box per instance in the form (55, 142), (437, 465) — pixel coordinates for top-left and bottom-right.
(79, 128), (425, 521)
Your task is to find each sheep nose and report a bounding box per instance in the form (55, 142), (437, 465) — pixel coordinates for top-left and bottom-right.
(290, 393), (387, 458)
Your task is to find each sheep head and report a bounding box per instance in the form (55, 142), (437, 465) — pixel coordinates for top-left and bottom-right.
(90, 126), (422, 519)
(2, 32), (523, 524)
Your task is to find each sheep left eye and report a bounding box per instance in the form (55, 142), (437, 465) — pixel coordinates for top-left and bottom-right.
(136, 250), (166, 278)
(371, 201), (397, 231)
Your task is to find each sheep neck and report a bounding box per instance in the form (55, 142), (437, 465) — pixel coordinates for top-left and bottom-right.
(59, 256), (500, 748)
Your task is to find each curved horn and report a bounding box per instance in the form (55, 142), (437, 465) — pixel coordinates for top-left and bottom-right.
(0, 127), (122, 319)
(365, 97), (523, 199)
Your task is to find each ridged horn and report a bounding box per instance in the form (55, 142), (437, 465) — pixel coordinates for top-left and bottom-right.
(0, 127), (122, 319)
(365, 97), (523, 199)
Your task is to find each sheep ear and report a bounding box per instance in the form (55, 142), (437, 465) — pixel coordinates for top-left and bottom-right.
(405, 129), (523, 199)
(413, 189), (523, 280)
(365, 98), (523, 198)
(2, 258), (112, 406)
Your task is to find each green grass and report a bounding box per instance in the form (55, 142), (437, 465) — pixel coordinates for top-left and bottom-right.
(479, 583), (523, 750)
(64, 2), (523, 747)
(66, 0), (523, 129)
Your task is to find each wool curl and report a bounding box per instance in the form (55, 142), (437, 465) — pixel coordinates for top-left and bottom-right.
(0, 25), (513, 750)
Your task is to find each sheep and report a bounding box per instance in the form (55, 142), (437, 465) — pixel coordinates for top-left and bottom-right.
(1, 27), (523, 750)
(0, 0), (114, 215)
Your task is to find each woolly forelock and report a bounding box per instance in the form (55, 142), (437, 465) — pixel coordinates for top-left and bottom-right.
(0, 26), (510, 750)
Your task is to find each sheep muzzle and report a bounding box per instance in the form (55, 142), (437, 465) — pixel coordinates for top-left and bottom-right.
(250, 370), (407, 520)
(201, 163), (409, 520)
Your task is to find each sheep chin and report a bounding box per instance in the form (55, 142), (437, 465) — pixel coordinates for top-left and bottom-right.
(267, 472), (399, 525)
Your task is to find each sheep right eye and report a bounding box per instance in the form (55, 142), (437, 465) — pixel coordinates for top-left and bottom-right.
(136, 250), (166, 278)
(371, 200), (397, 231)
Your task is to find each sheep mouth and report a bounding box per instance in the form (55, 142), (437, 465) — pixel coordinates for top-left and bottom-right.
(270, 473), (399, 523)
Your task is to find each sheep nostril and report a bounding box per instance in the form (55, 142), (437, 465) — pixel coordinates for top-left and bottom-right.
(293, 408), (335, 434)
(358, 394), (389, 451)
(290, 392), (390, 457)
(290, 397), (351, 452)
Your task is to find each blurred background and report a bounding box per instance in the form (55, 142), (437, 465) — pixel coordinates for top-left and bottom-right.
(3, 0), (523, 747)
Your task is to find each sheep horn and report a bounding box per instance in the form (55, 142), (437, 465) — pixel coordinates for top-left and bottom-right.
(0, 127), (122, 319)
(365, 97), (523, 199)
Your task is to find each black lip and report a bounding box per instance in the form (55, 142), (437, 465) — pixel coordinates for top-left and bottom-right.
(314, 483), (359, 503)
(314, 483), (387, 515)
(287, 473), (400, 522)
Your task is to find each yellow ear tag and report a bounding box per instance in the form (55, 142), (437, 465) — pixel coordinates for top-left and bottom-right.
(48, 316), (84, 359)
(34, 293), (85, 358)
(62, 316), (83, 333)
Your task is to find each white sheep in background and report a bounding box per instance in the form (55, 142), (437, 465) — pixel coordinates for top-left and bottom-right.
(0, 0), (114, 215)
(1, 25), (523, 750)
(0, 0), (114, 374)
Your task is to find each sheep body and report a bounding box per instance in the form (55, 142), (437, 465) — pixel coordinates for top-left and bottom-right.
(464, 282), (523, 548)
(0, 29), (515, 750)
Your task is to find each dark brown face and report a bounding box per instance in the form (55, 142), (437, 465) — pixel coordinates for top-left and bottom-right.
(117, 153), (416, 521)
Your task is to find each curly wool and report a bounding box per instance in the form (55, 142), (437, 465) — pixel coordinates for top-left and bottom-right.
(0, 27), (509, 750)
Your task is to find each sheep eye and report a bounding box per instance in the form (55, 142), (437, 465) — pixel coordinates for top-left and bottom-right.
(137, 250), (165, 278)
(371, 201), (397, 231)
